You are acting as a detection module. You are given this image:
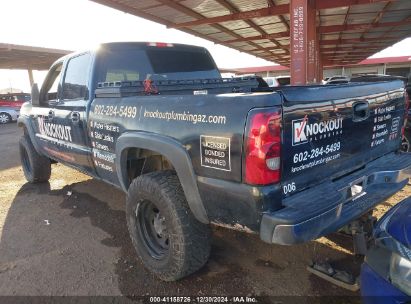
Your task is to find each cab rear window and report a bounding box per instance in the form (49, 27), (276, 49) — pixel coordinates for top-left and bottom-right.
(96, 46), (220, 82)
(146, 49), (216, 73)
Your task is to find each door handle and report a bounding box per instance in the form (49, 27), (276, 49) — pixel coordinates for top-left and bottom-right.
(71, 112), (80, 124)
(352, 101), (369, 122)
(47, 110), (54, 121)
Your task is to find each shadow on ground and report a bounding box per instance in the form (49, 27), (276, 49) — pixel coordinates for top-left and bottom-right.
(0, 123), (22, 170)
(0, 177), (361, 301)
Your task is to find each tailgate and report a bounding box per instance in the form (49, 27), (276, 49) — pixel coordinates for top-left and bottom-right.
(280, 80), (406, 197)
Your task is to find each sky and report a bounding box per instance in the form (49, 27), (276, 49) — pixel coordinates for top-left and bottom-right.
(1, 0), (411, 92)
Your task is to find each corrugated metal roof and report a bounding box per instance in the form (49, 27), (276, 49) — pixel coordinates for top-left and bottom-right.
(0, 44), (71, 70)
(91, 0), (411, 65)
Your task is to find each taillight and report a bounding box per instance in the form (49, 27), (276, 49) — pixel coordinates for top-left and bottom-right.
(244, 108), (282, 185)
(402, 91), (409, 137)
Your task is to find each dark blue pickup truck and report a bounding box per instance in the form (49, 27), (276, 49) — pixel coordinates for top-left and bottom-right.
(18, 42), (411, 281)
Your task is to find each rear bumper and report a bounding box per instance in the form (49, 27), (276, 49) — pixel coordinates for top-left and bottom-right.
(260, 152), (411, 245)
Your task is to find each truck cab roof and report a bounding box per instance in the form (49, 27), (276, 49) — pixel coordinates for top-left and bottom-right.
(99, 41), (209, 51)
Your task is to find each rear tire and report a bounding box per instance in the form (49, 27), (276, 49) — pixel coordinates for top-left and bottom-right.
(0, 112), (11, 124)
(19, 136), (51, 183)
(126, 171), (211, 281)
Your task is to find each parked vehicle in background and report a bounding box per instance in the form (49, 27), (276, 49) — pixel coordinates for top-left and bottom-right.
(361, 196), (411, 304)
(323, 76), (350, 85)
(0, 107), (19, 124)
(263, 76), (290, 87)
(18, 42), (411, 281)
(0, 93), (31, 108)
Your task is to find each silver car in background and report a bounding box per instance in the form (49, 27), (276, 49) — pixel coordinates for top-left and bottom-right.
(0, 107), (19, 124)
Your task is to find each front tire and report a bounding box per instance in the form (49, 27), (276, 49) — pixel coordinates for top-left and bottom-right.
(0, 112), (12, 124)
(19, 136), (51, 183)
(126, 171), (211, 281)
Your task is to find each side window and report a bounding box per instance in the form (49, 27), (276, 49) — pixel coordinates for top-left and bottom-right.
(40, 62), (63, 105)
(62, 53), (91, 101)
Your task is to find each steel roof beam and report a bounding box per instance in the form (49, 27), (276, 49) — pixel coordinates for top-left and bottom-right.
(213, 0), (289, 54)
(224, 17), (410, 43)
(320, 37), (399, 45)
(155, 0), (284, 60)
(338, 2), (393, 62)
(322, 47), (381, 51)
(326, 55), (374, 59)
(172, 5), (289, 28)
(90, 0), (283, 62)
(267, 0), (290, 31)
(290, 0), (319, 85)
(224, 32), (290, 43)
(323, 50), (380, 55)
(319, 18), (411, 34)
(90, 0), (409, 66)
(315, 0), (396, 10)
(172, 0), (395, 28)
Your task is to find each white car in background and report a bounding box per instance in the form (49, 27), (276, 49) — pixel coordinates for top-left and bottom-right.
(263, 76), (291, 87)
(0, 107), (19, 124)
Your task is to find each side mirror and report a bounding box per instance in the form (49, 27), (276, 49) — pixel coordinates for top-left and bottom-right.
(31, 83), (40, 105)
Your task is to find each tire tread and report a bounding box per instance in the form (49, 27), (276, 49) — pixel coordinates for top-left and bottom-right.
(19, 135), (51, 183)
(126, 170), (211, 281)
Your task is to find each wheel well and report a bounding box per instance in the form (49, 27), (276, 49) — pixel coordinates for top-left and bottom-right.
(124, 148), (174, 187)
(17, 121), (28, 134)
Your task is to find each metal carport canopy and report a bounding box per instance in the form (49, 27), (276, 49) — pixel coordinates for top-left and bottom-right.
(91, 0), (411, 84)
(0, 43), (71, 70)
(0, 43), (71, 86)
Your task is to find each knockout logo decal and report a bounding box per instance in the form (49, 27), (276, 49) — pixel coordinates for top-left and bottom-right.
(38, 117), (73, 142)
(292, 115), (309, 145)
(292, 115), (343, 146)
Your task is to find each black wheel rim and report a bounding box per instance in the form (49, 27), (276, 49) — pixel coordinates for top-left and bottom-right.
(136, 200), (169, 260)
(21, 145), (32, 175)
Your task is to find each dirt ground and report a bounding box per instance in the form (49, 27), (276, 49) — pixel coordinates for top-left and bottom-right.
(0, 123), (409, 301)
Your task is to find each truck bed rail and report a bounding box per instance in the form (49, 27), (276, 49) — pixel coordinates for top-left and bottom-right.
(95, 76), (269, 98)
